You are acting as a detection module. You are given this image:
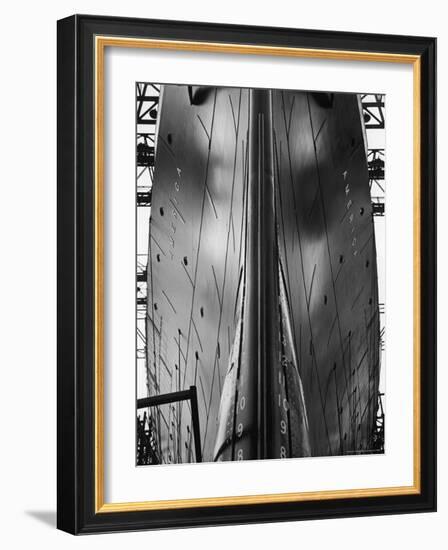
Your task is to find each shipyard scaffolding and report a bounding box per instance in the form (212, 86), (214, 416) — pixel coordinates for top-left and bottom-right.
(361, 94), (386, 453)
(136, 83), (160, 464)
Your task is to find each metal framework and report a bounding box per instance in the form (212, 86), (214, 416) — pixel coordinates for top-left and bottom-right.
(368, 148), (385, 184)
(136, 387), (203, 465)
(137, 412), (160, 465)
(368, 149), (385, 216)
(371, 197), (385, 217)
(371, 392), (385, 453)
(361, 94), (385, 129)
(363, 96), (385, 449)
(136, 253), (148, 361)
(136, 83), (160, 206)
(136, 84), (161, 443)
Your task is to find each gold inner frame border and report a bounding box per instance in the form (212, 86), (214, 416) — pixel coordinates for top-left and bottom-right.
(94, 35), (421, 513)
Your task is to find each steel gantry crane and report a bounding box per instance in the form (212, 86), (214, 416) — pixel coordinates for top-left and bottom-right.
(362, 94), (385, 453)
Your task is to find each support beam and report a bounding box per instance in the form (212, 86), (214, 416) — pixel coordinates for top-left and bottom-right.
(137, 386), (202, 462)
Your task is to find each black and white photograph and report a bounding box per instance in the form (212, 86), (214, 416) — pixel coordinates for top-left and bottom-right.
(135, 84), (386, 466)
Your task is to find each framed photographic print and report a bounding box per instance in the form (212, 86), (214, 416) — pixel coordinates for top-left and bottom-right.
(57, 14), (436, 534)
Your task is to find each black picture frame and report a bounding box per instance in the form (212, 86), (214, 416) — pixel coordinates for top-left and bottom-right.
(57, 14), (436, 534)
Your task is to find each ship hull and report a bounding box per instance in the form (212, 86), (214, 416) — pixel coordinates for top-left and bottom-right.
(142, 84), (380, 464)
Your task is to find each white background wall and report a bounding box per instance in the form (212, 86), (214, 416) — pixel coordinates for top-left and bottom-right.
(0, 1), (444, 547)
